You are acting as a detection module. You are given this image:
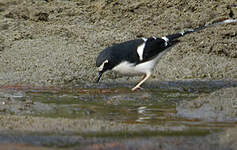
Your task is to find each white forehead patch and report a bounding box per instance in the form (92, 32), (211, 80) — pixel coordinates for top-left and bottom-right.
(98, 60), (108, 71)
(137, 42), (146, 61)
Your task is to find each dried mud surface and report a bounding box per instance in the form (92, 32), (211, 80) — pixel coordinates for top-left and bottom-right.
(0, 0), (236, 86)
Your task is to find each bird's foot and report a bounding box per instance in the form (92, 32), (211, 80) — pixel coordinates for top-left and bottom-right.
(131, 86), (143, 91)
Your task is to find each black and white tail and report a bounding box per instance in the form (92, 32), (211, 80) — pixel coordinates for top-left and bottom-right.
(163, 18), (237, 42)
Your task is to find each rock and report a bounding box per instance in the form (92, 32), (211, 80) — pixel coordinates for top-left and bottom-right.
(4, 5), (49, 22)
(177, 87), (237, 121)
(33, 12), (49, 22)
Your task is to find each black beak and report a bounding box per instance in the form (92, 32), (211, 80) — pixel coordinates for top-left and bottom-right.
(96, 71), (103, 83)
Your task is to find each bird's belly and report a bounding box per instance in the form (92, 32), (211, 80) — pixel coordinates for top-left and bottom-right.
(112, 59), (157, 75)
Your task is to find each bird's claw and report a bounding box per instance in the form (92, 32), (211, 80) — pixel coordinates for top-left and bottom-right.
(132, 86), (143, 91)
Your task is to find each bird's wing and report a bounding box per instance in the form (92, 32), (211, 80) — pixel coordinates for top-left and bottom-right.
(141, 37), (179, 62)
(111, 39), (144, 64)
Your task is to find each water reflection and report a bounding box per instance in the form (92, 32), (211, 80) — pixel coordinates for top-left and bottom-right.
(0, 80), (237, 130)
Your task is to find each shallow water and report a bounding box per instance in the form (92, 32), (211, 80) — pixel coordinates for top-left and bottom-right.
(1, 83), (236, 127)
(0, 80), (237, 149)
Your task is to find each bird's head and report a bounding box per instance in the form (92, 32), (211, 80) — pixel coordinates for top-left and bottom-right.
(95, 49), (115, 83)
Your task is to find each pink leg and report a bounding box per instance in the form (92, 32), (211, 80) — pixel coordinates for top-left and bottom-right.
(132, 73), (151, 91)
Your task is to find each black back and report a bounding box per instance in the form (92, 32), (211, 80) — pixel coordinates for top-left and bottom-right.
(109, 39), (144, 65)
(96, 37), (179, 69)
(141, 37), (177, 62)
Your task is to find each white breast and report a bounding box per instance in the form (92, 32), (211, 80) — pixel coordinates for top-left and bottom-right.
(112, 47), (172, 75)
(112, 59), (156, 75)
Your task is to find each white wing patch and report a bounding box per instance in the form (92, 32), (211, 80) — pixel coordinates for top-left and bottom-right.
(137, 42), (146, 61)
(161, 36), (169, 46)
(222, 19), (237, 24)
(180, 31), (185, 35)
(142, 38), (147, 42)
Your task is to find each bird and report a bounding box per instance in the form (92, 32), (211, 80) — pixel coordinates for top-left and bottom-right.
(95, 18), (236, 91)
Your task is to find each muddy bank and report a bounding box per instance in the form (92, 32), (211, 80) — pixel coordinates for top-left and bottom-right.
(0, 0), (237, 86)
(0, 130), (233, 150)
(177, 86), (237, 121)
(0, 114), (236, 150)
